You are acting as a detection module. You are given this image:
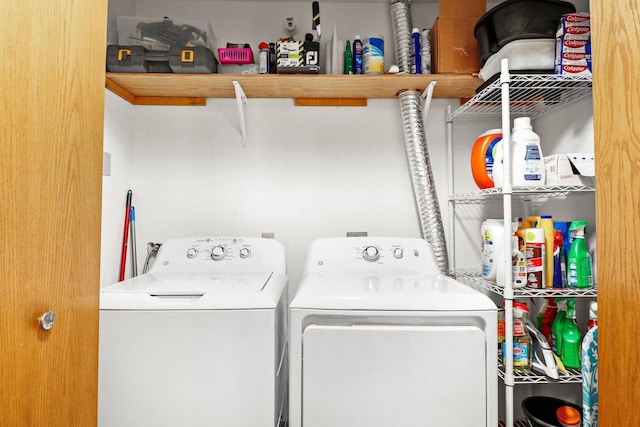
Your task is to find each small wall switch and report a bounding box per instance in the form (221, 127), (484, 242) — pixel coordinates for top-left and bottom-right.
(261, 232), (275, 239)
(103, 152), (111, 176)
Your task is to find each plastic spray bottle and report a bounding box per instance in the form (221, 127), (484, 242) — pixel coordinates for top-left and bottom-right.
(582, 301), (598, 427)
(537, 298), (557, 345)
(553, 230), (568, 288)
(561, 299), (582, 369)
(551, 298), (569, 355)
(567, 220), (593, 288)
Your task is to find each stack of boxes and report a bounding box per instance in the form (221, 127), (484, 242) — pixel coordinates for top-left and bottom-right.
(554, 13), (591, 75)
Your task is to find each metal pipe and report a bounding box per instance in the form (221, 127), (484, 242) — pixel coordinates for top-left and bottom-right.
(391, 0), (450, 274)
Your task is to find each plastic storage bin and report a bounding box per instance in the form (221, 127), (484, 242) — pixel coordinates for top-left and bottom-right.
(218, 48), (254, 64)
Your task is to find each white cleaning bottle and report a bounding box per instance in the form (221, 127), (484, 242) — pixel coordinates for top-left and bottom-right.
(511, 117), (545, 187)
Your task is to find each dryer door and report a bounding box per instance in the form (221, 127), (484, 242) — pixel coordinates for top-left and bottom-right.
(302, 324), (487, 427)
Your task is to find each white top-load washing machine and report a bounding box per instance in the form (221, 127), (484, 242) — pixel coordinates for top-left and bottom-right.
(99, 237), (288, 427)
(289, 237), (497, 427)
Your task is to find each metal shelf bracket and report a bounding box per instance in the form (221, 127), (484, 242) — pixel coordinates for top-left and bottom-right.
(232, 80), (248, 147)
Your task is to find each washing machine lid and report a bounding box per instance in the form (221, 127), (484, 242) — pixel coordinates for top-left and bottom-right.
(100, 272), (284, 310)
(290, 272), (496, 311)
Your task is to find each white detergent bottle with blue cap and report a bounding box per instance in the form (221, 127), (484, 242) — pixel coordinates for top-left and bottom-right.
(511, 117), (545, 187)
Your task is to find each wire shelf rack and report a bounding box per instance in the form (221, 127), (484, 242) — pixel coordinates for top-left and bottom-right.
(449, 184), (595, 204)
(498, 359), (583, 384)
(448, 74), (593, 123)
(455, 270), (598, 298)
(499, 421), (530, 427)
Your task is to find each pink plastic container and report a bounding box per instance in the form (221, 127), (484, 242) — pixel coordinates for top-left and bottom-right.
(217, 48), (254, 64)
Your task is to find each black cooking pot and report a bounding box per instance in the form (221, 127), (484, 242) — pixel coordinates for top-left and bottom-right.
(474, 0), (576, 65)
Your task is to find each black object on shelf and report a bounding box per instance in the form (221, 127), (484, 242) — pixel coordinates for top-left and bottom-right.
(474, 0), (576, 65)
(522, 396), (581, 427)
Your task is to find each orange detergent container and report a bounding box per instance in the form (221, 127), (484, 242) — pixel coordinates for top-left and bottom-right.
(471, 129), (502, 189)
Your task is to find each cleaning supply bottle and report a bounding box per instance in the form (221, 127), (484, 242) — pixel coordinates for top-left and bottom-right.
(258, 42), (271, 74)
(352, 35), (363, 74)
(561, 299), (582, 369)
(582, 301), (599, 427)
(567, 220), (593, 288)
(553, 230), (568, 288)
(343, 40), (353, 74)
(551, 298), (569, 354)
(496, 232), (527, 288)
(537, 215), (555, 288)
(481, 219), (504, 282)
(504, 302), (532, 374)
(522, 214), (555, 288)
(537, 298), (557, 345)
(411, 28), (421, 74)
(524, 227), (546, 288)
(511, 117), (545, 187)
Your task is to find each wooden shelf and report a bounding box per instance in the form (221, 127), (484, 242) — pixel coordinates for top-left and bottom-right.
(105, 73), (483, 106)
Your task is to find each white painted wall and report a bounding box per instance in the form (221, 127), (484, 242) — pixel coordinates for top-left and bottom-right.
(101, 91), (463, 288)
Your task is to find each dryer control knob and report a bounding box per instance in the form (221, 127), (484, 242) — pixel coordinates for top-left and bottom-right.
(186, 248), (198, 259)
(239, 247), (251, 259)
(363, 246), (380, 262)
(210, 245), (226, 261)
(393, 248), (404, 259)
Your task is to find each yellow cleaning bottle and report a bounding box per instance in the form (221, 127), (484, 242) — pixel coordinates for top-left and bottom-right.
(521, 215), (555, 288)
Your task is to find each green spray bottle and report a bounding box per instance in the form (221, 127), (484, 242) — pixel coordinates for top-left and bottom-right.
(567, 220), (593, 288)
(551, 298), (569, 355)
(561, 299), (582, 369)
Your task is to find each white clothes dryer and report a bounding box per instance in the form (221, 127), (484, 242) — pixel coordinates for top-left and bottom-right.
(99, 237), (288, 427)
(289, 237), (497, 427)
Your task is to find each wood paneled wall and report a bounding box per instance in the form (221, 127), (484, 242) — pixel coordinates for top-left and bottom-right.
(591, 1), (640, 425)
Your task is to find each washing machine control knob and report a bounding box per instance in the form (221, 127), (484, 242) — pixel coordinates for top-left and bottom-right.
(363, 246), (380, 262)
(393, 248), (404, 259)
(210, 245), (226, 261)
(239, 247), (251, 259)
(186, 248), (198, 259)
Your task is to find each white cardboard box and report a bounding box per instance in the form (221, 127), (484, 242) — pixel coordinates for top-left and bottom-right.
(544, 153), (595, 185)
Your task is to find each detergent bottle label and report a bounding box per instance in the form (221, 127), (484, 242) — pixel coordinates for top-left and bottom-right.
(524, 144), (543, 181)
(512, 341), (530, 367)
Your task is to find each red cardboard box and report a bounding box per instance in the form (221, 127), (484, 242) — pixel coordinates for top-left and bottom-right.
(431, 0), (485, 74)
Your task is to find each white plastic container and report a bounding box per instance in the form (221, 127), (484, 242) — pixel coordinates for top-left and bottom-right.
(511, 117), (545, 187)
(496, 234), (527, 288)
(481, 219), (504, 282)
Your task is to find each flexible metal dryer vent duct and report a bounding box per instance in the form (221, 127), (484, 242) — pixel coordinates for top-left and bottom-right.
(391, 0), (450, 274)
